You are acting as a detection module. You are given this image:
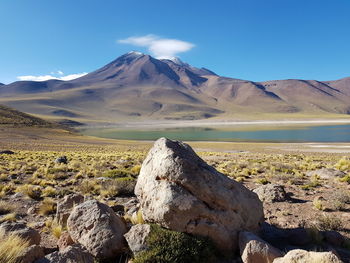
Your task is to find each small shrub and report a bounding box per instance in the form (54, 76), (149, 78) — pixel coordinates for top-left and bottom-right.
(102, 169), (132, 179)
(339, 175), (350, 183)
(42, 186), (57, 197)
(301, 175), (321, 190)
(133, 225), (219, 263)
(16, 184), (42, 200)
(76, 180), (101, 195)
(44, 218), (63, 239)
(0, 213), (17, 223)
(313, 198), (324, 211)
(0, 201), (15, 215)
(255, 177), (270, 185)
(39, 198), (57, 216)
(130, 210), (145, 225)
(314, 214), (342, 231)
(329, 191), (350, 211)
(0, 228), (30, 263)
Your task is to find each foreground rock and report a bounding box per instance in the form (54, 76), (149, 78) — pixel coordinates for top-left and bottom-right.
(56, 193), (84, 226)
(135, 137), (264, 253)
(124, 224), (151, 255)
(67, 200), (127, 260)
(18, 245), (45, 263)
(0, 222), (41, 245)
(273, 249), (343, 263)
(253, 184), (287, 203)
(306, 168), (346, 179)
(35, 244), (93, 263)
(239, 231), (282, 263)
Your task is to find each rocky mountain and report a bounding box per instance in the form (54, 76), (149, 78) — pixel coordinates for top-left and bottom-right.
(0, 52), (349, 124)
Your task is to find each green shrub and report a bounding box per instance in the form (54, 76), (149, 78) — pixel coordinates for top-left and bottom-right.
(133, 225), (219, 263)
(102, 169), (132, 179)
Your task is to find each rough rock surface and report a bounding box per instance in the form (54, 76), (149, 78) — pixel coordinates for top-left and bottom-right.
(135, 137), (264, 253)
(253, 184), (287, 203)
(306, 168), (346, 179)
(58, 231), (74, 251)
(239, 231), (282, 263)
(18, 245), (45, 263)
(35, 244), (94, 263)
(124, 224), (151, 255)
(67, 200), (127, 259)
(56, 193), (84, 226)
(273, 249), (343, 263)
(0, 222), (41, 245)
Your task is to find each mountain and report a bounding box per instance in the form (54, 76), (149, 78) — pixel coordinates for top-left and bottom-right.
(0, 104), (52, 126)
(0, 52), (349, 124)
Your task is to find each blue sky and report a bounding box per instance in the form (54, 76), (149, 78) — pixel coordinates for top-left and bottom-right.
(1, 0), (350, 84)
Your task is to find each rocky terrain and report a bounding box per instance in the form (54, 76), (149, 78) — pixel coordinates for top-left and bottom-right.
(0, 137), (349, 262)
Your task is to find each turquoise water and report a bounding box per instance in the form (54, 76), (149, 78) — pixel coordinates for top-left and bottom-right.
(82, 124), (350, 142)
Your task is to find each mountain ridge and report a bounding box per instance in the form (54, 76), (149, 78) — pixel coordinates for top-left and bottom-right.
(0, 52), (349, 124)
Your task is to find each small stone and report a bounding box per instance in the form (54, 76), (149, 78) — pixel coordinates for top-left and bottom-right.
(55, 156), (68, 164)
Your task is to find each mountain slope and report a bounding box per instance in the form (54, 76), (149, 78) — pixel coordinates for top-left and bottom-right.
(0, 104), (52, 126)
(0, 52), (349, 123)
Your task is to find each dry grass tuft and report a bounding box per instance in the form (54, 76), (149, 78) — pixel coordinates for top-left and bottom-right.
(0, 227), (29, 263)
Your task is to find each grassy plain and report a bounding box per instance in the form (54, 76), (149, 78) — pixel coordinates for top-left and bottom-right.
(0, 126), (349, 261)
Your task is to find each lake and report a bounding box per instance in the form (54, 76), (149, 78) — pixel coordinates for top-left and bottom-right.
(81, 124), (350, 142)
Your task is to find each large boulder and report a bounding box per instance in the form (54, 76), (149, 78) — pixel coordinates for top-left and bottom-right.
(35, 244), (93, 263)
(124, 224), (151, 255)
(56, 193), (84, 226)
(0, 222), (41, 245)
(273, 249), (343, 263)
(306, 168), (346, 179)
(253, 184), (287, 203)
(239, 231), (282, 263)
(67, 200), (127, 260)
(135, 138), (264, 253)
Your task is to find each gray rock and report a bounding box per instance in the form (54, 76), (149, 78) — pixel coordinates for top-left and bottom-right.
(253, 184), (287, 203)
(239, 231), (282, 263)
(0, 222), (41, 245)
(306, 168), (346, 179)
(56, 193), (84, 227)
(35, 244), (93, 263)
(67, 200), (127, 260)
(135, 138), (264, 253)
(273, 249), (343, 263)
(0, 150), (15, 154)
(124, 224), (151, 255)
(18, 245), (45, 263)
(55, 156), (68, 164)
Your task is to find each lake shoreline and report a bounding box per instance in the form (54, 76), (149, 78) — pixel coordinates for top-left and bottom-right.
(81, 118), (350, 129)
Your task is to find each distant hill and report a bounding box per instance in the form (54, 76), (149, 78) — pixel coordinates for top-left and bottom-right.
(0, 52), (349, 124)
(0, 104), (52, 126)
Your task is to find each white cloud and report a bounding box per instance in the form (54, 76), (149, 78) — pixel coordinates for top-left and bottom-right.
(118, 34), (195, 59)
(17, 72), (88, 82)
